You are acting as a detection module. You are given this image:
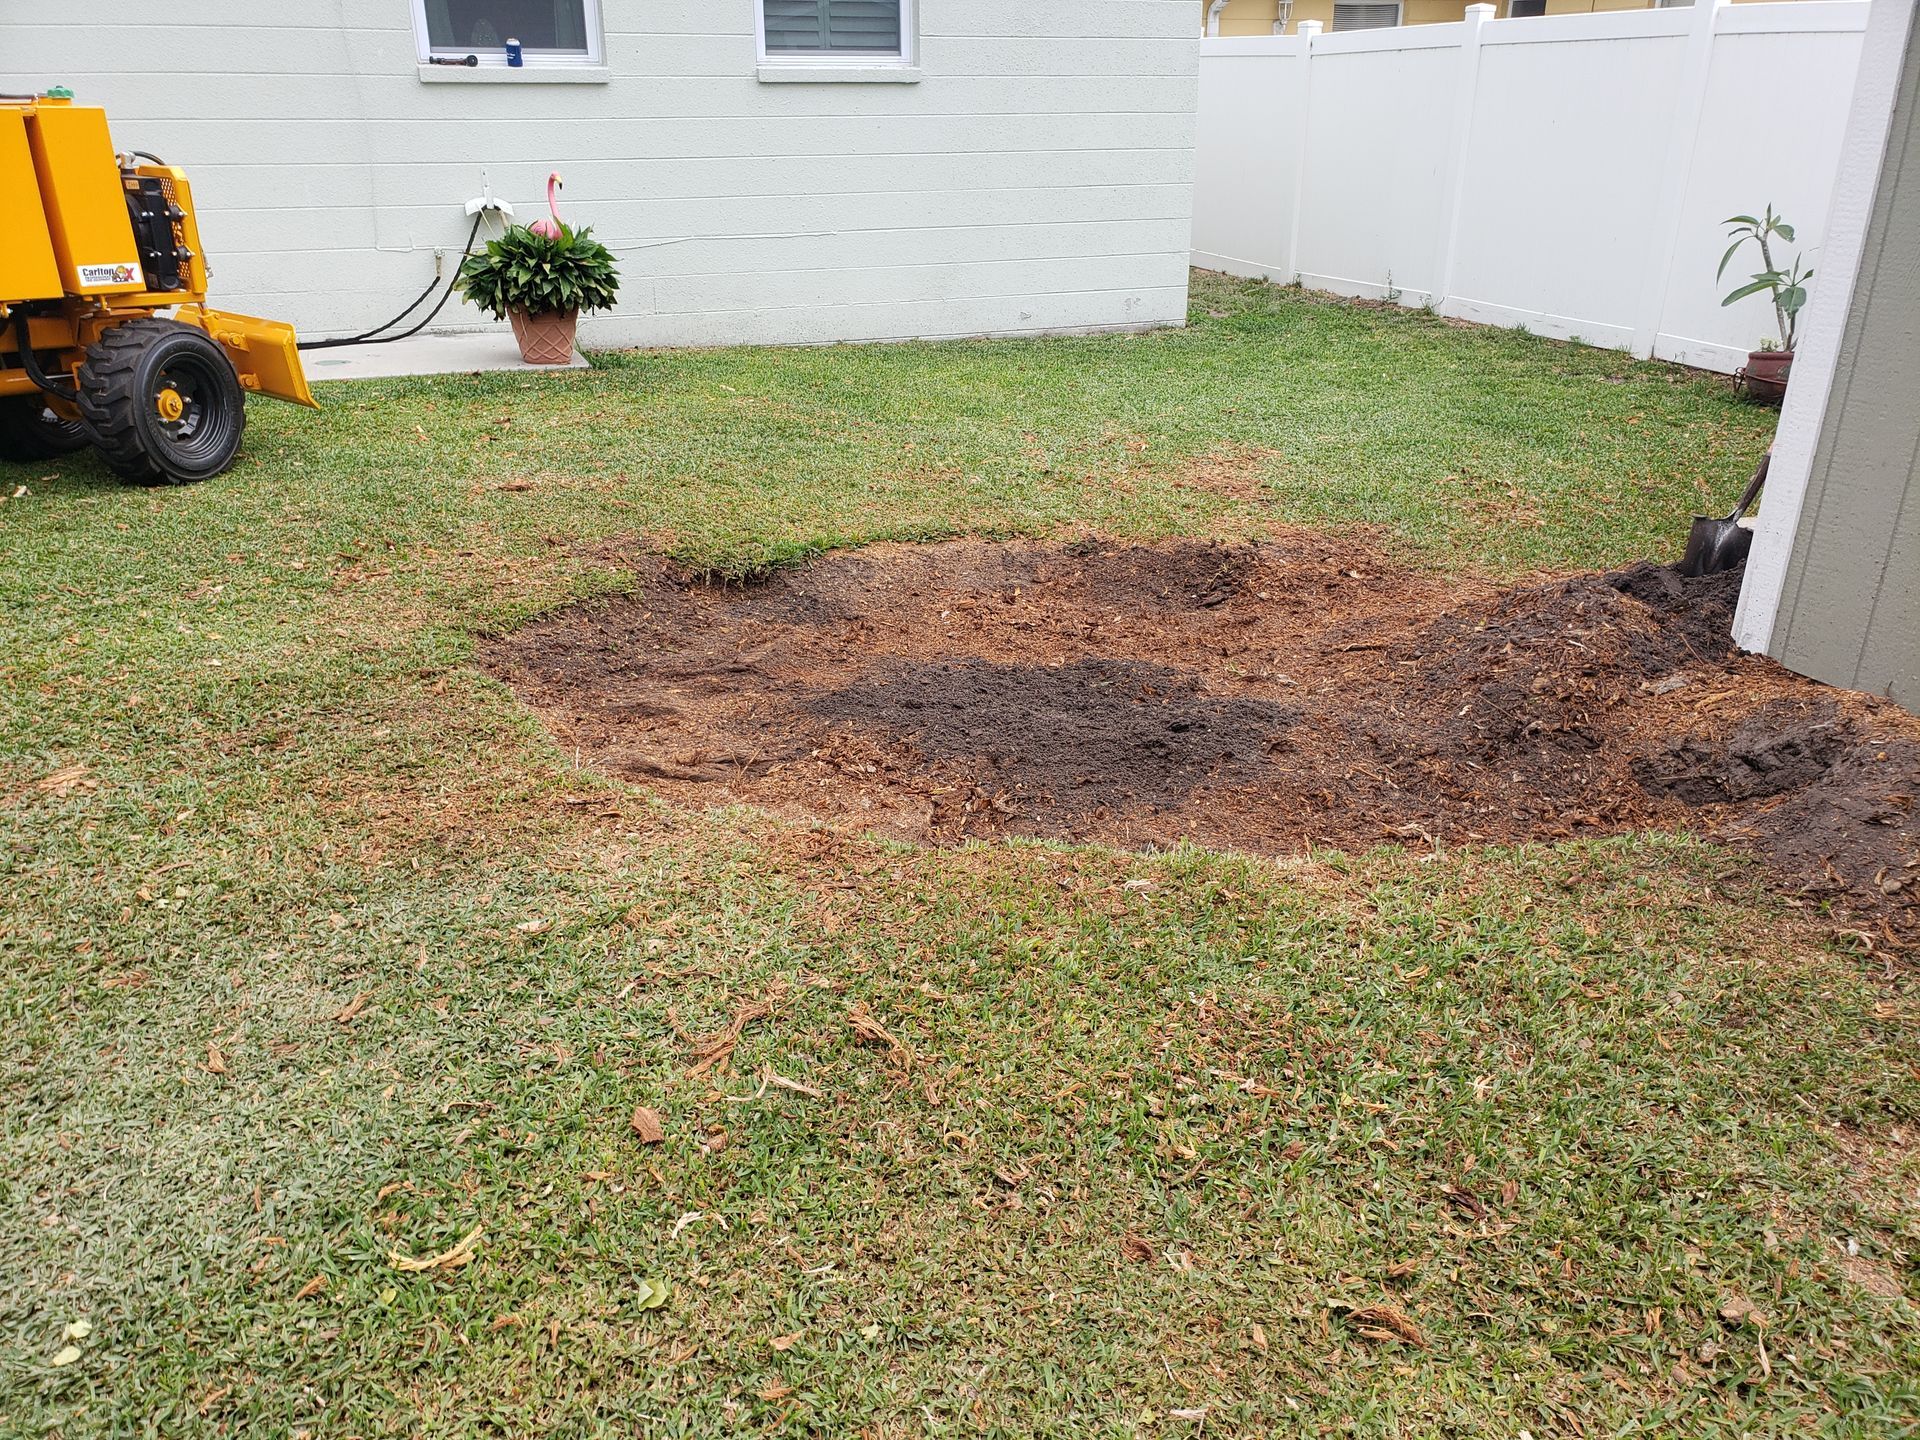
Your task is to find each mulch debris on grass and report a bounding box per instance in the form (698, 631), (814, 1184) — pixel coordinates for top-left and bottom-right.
(481, 535), (1919, 944)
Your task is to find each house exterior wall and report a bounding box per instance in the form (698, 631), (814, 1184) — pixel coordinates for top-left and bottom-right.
(1207, 0), (1817, 38)
(0, 1), (1199, 349)
(1762, 5), (1920, 705)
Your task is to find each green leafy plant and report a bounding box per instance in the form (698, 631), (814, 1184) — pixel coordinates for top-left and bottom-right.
(1718, 205), (1813, 351)
(457, 221), (620, 320)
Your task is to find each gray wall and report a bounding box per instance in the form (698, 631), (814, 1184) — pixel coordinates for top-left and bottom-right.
(0, 1), (1198, 349)
(1769, 7), (1920, 706)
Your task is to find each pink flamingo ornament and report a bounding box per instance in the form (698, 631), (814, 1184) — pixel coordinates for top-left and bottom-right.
(528, 172), (565, 240)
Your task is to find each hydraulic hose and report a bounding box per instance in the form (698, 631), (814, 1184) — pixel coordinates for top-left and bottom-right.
(297, 212), (486, 351)
(10, 309), (78, 402)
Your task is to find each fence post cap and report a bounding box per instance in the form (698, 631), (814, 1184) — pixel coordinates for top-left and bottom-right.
(1297, 19), (1323, 37)
(1463, 2), (1496, 19)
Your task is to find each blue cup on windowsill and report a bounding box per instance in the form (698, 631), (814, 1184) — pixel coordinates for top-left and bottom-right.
(505, 37), (523, 66)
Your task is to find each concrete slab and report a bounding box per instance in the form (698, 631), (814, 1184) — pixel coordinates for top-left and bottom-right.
(298, 331), (588, 382)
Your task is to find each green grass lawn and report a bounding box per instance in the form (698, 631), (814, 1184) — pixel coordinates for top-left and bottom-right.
(2, 274), (1914, 1437)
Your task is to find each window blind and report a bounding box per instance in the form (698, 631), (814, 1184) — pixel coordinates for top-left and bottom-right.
(1330, 3), (1402, 31)
(764, 0), (902, 53)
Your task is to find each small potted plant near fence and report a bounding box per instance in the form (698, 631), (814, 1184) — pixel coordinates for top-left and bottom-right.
(458, 173), (620, 365)
(1718, 204), (1812, 405)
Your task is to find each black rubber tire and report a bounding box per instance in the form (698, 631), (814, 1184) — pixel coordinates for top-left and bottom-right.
(0, 396), (90, 462)
(76, 318), (246, 485)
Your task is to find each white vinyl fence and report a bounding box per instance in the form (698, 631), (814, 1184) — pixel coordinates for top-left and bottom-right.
(1192, 0), (1867, 373)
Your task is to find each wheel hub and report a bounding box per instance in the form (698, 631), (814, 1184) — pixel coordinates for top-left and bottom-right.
(155, 386), (185, 423)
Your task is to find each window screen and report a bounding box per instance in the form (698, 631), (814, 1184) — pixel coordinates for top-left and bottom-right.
(1509, 0), (1547, 14)
(764, 0), (903, 54)
(1330, 3), (1402, 30)
(423, 0), (590, 53)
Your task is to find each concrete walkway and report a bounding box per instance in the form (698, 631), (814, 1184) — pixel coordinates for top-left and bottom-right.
(298, 331), (588, 382)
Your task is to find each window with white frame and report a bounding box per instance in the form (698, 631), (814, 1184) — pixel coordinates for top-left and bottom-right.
(412, 0), (604, 67)
(759, 0), (912, 62)
(1330, 2), (1402, 30)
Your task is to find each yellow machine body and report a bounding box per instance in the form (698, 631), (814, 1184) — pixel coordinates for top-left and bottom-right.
(0, 94), (315, 411)
(0, 109), (62, 301)
(26, 102), (146, 299)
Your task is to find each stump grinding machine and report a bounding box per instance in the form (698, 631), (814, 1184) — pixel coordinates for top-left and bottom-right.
(1, 89), (315, 483)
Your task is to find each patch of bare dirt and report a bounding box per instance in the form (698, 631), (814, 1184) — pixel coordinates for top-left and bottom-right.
(1167, 443), (1286, 505)
(479, 535), (1920, 945)
(1767, 1123), (1918, 1303)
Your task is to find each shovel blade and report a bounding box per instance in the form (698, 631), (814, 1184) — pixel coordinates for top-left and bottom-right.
(1679, 516), (1753, 578)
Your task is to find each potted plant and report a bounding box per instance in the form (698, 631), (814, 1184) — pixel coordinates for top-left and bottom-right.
(1717, 205), (1813, 405)
(457, 174), (619, 365)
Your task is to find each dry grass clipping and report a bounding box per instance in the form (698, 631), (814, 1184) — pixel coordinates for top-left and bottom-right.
(1336, 1303), (1427, 1349)
(849, 1004), (914, 1069)
(389, 1224), (484, 1274)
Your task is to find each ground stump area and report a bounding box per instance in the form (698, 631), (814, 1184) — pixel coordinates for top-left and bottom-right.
(483, 535), (1920, 943)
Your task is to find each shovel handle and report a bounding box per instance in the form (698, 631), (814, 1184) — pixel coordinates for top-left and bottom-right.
(1726, 448), (1771, 522)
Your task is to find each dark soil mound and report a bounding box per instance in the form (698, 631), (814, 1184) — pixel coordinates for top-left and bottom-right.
(1605, 561), (1749, 664)
(1643, 714), (1917, 928)
(808, 657), (1297, 823)
(1394, 563), (1745, 760)
(1635, 699), (1854, 805)
(482, 535), (1920, 945)
(1721, 738), (1919, 926)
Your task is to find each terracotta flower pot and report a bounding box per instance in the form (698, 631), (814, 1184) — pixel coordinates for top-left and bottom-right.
(508, 306), (578, 365)
(1738, 348), (1793, 405)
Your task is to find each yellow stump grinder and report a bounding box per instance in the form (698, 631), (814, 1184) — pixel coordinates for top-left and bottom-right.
(1, 89), (314, 483)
